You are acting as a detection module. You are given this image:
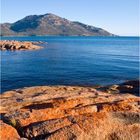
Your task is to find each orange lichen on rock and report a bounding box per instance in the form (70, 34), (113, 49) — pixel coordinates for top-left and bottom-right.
(0, 86), (140, 140)
(0, 120), (20, 140)
(100, 98), (140, 112)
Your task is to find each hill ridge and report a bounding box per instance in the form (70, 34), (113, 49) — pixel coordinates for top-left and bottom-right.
(1, 13), (114, 36)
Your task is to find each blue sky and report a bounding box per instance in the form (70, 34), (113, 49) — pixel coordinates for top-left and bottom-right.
(1, 0), (139, 36)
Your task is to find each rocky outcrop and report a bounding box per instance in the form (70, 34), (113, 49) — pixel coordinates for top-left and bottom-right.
(0, 40), (44, 51)
(0, 86), (139, 140)
(96, 80), (139, 96)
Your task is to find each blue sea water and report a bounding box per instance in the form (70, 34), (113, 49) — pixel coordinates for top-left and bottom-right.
(1, 36), (139, 92)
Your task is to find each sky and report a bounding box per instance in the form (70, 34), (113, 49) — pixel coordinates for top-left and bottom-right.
(0, 0), (139, 36)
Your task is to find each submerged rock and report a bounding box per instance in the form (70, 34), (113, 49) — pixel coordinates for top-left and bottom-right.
(0, 86), (140, 140)
(0, 40), (45, 51)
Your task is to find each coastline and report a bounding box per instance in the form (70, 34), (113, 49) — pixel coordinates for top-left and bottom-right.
(1, 0), (139, 139)
(1, 79), (139, 96)
(0, 39), (139, 139)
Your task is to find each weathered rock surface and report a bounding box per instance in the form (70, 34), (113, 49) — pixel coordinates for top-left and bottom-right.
(0, 120), (21, 140)
(0, 40), (44, 51)
(0, 86), (140, 140)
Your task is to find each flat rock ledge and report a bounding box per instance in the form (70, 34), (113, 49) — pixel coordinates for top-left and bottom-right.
(0, 86), (140, 140)
(0, 40), (45, 51)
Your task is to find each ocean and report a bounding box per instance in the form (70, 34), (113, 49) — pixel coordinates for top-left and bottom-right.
(1, 36), (139, 92)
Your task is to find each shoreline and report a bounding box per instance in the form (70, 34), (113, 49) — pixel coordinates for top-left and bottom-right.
(1, 79), (139, 96)
(1, 35), (139, 38)
(0, 39), (139, 139)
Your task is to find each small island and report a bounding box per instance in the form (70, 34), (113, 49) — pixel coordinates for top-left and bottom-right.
(0, 40), (44, 51)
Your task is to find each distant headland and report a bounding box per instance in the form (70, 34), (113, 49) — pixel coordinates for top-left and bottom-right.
(1, 13), (115, 36)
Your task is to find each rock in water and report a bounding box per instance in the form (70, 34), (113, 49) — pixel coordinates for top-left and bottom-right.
(0, 40), (44, 51)
(0, 86), (140, 140)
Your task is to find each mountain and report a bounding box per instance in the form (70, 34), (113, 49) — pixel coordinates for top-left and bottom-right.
(0, 13), (114, 36)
